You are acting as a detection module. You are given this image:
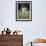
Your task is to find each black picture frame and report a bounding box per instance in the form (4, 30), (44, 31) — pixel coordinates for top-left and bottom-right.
(16, 1), (32, 21)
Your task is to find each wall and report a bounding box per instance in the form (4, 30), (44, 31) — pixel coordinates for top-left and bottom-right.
(0, 0), (46, 45)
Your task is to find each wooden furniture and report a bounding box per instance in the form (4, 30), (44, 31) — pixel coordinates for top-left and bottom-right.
(0, 35), (23, 46)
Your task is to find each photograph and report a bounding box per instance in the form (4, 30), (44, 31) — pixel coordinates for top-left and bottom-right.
(16, 1), (32, 21)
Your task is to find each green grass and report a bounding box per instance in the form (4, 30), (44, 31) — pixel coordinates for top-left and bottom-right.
(17, 10), (30, 19)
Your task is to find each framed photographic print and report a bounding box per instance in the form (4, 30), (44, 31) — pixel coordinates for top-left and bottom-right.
(16, 1), (32, 21)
